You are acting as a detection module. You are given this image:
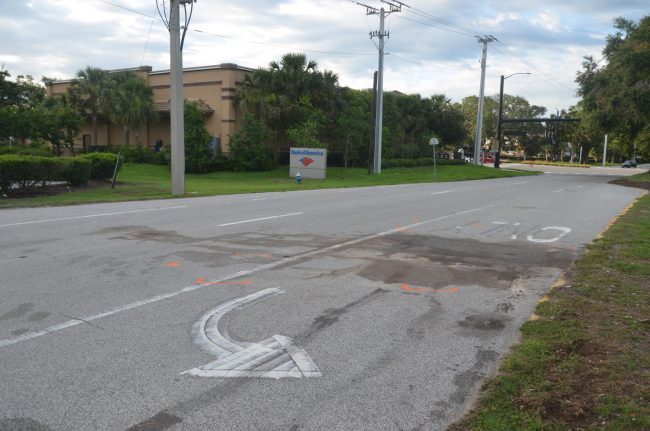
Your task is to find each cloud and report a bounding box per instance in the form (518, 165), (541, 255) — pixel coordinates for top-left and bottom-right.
(1, 0), (647, 112)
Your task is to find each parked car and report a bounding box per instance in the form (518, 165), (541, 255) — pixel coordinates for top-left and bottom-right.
(622, 160), (637, 168)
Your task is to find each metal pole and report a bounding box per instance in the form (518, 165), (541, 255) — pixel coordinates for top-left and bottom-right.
(170, 0), (185, 195)
(369, 71), (377, 174)
(433, 145), (437, 181)
(374, 8), (386, 174)
(602, 134), (608, 167)
(111, 151), (121, 189)
(495, 75), (504, 169)
(474, 38), (489, 165)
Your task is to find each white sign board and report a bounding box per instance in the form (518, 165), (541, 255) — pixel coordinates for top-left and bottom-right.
(429, 138), (439, 146)
(289, 148), (327, 179)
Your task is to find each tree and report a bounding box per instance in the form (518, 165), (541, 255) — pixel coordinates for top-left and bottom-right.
(0, 69), (47, 143)
(229, 113), (274, 171)
(236, 53), (339, 150)
(0, 69), (45, 109)
(108, 71), (157, 145)
(183, 100), (213, 173)
(39, 95), (84, 156)
(335, 88), (372, 167)
(576, 16), (650, 160)
(67, 67), (111, 148)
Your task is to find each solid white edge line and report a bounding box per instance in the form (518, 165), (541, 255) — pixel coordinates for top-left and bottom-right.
(217, 212), (303, 227)
(0, 202), (503, 349)
(0, 206), (188, 228)
(430, 191), (451, 195)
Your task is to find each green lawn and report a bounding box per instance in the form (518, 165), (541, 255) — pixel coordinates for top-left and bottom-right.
(450, 172), (650, 430)
(0, 163), (536, 208)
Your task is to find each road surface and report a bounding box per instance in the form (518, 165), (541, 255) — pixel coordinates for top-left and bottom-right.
(0, 167), (645, 430)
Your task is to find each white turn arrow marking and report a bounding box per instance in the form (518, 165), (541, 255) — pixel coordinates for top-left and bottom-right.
(184, 288), (321, 379)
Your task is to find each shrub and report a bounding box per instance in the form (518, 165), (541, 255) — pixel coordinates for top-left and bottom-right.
(0, 155), (90, 196)
(113, 145), (166, 165)
(0, 145), (54, 157)
(62, 158), (90, 186)
(229, 113), (275, 171)
(80, 152), (120, 179)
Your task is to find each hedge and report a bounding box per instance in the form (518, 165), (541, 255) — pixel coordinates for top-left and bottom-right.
(0, 155), (90, 196)
(0, 145), (54, 157)
(381, 157), (465, 169)
(80, 152), (121, 179)
(112, 145), (167, 165)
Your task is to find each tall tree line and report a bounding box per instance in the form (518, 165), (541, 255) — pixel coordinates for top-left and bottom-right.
(576, 15), (650, 162)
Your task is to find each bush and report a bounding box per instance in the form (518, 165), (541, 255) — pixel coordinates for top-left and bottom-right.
(381, 157), (464, 169)
(0, 155), (90, 196)
(229, 113), (275, 171)
(0, 145), (54, 157)
(113, 145), (166, 165)
(62, 158), (90, 186)
(80, 152), (120, 179)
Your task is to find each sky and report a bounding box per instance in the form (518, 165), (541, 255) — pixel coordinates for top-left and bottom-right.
(1, 0), (647, 112)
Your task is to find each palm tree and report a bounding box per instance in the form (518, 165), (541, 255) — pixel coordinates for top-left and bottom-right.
(108, 71), (157, 145)
(67, 67), (110, 148)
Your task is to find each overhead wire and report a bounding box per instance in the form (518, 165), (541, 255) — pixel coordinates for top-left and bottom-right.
(98, 0), (577, 104)
(190, 28), (374, 56)
(402, 8), (480, 37)
(492, 42), (577, 96)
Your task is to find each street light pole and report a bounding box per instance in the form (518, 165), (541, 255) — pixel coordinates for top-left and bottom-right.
(495, 72), (530, 169)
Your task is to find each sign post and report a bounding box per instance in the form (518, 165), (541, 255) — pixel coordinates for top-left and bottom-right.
(429, 138), (439, 181)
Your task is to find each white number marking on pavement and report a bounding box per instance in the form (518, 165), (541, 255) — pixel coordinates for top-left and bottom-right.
(527, 226), (571, 243)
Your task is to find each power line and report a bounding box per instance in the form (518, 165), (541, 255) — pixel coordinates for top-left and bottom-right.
(395, 15), (477, 37)
(491, 42), (576, 96)
(190, 28), (374, 56)
(96, 0), (157, 19)
(97, 0), (374, 57)
(404, 7), (481, 37)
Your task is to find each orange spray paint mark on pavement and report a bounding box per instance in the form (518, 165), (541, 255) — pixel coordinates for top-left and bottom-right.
(166, 261), (181, 267)
(400, 284), (459, 294)
(195, 277), (253, 286)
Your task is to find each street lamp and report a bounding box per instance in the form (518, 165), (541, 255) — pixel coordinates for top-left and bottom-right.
(495, 72), (531, 168)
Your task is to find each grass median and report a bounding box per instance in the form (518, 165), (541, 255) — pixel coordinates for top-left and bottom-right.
(0, 163), (535, 208)
(450, 172), (650, 431)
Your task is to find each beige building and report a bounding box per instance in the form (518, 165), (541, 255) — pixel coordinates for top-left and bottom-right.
(44, 63), (253, 153)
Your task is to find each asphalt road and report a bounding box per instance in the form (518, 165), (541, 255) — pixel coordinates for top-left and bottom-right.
(0, 167), (646, 431)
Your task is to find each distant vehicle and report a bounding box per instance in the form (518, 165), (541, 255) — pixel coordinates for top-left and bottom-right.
(457, 149), (472, 163)
(622, 160), (637, 168)
(481, 152), (495, 164)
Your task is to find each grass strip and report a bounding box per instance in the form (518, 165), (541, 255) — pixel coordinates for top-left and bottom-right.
(0, 163), (535, 208)
(450, 173), (650, 430)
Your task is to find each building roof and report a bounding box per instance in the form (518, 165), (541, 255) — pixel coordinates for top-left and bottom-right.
(43, 63), (253, 85)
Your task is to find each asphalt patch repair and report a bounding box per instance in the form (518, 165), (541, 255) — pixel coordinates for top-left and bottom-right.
(355, 233), (576, 292)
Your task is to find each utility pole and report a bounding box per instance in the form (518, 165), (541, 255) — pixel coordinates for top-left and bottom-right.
(602, 134), (608, 166)
(169, 0), (185, 195)
(474, 35), (496, 165)
(356, 1), (407, 173)
(369, 71), (377, 174)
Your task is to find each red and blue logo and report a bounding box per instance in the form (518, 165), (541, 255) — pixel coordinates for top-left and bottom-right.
(299, 157), (315, 167)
